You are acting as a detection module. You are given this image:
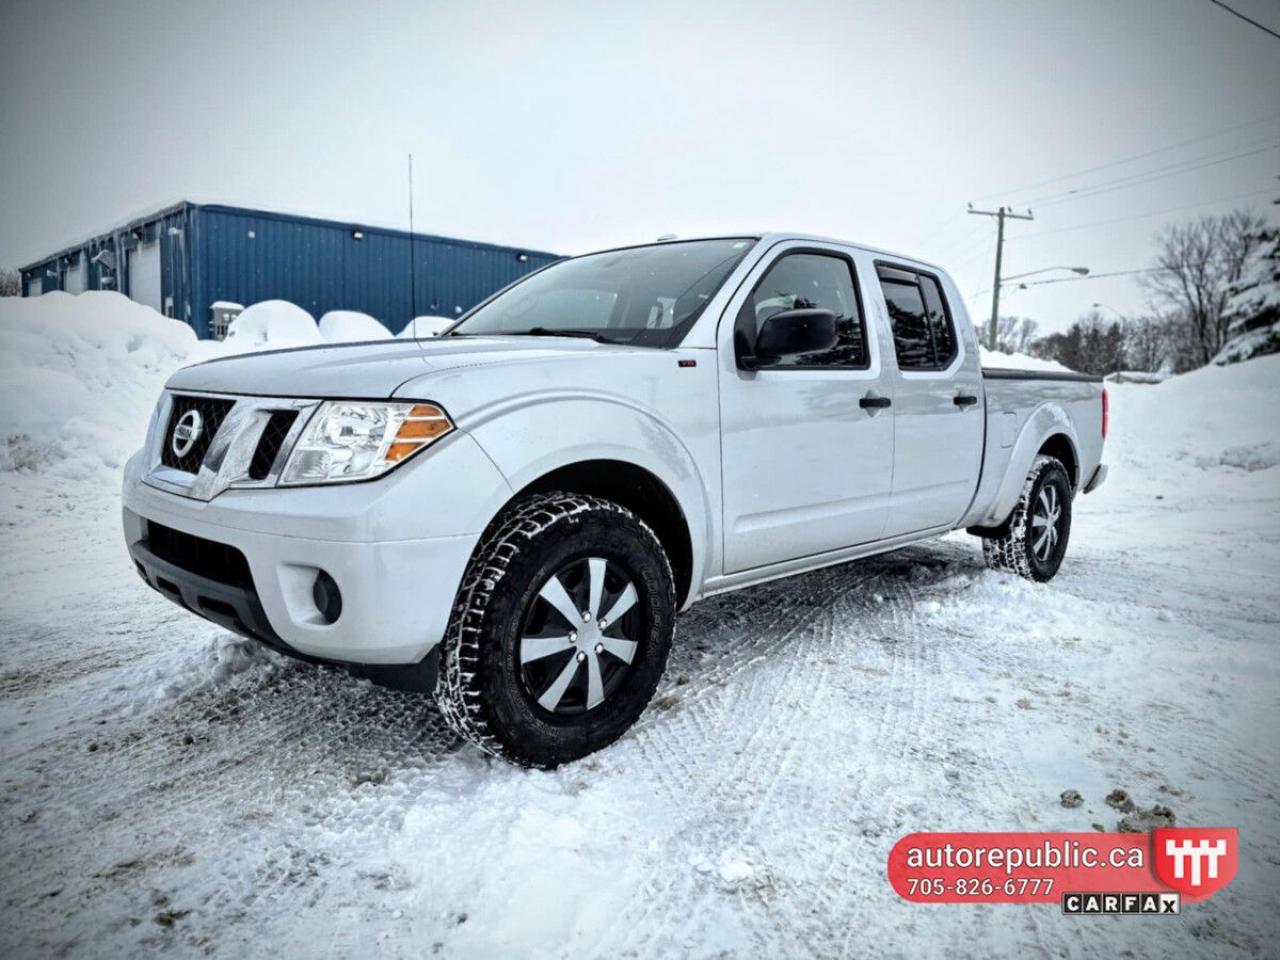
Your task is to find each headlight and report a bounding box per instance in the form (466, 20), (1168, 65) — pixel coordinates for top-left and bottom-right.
(279, 401), (452, 485)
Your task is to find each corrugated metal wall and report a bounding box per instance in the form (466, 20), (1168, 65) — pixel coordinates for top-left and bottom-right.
(19, 204), (193, 314)
(20, 202), (559, 338)
(190, 205), (559, 338)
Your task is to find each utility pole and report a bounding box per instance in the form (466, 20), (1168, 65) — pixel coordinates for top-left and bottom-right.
(968, 204), (1033, 350)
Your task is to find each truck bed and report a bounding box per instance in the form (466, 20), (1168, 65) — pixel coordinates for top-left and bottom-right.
(962, 367), (1107, 531)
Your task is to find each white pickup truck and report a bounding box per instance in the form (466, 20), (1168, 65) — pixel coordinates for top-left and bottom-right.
(123, 234), (1107, 766)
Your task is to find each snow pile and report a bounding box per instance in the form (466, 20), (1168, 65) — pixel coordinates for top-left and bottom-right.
(318, 310), (391, 343)
(978, 346), (1069, 372)
(227, 303), (394, 349)
(0, 293), (426, 479)
(1106, 352), (1280, 486)
(0, 292), (223, 475)
(223, 300), (324, 352)
(397, 315), (455, 338)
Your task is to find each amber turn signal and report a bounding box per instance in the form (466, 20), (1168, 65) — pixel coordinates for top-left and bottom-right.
(382, 403), (452, 464)
(397, 418), (451, 440)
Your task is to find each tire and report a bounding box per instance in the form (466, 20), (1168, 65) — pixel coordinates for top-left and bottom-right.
(437, 492), (676, 768)
(981, 455), (1073, 582)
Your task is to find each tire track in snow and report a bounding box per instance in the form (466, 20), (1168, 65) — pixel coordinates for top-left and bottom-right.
(605, 551), (978, 959)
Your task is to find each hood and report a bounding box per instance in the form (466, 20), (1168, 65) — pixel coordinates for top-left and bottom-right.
(165, 336), (642, 397)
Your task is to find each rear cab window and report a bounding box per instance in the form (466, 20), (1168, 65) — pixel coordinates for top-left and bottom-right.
(875, 263), (958, 371)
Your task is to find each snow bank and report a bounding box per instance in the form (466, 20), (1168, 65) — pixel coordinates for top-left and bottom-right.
(397, 315), (455, 338)
(979, 346), (1070, 373)
(0, 293), (433, 478)
(1106, 352), (1280, 492)
(0, 292), (223, 475)
(223, 300), (323, 352)
(318, 310), (391, 343)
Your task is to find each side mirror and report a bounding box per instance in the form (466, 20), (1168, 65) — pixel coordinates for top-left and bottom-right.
(739, 308), (838, 370)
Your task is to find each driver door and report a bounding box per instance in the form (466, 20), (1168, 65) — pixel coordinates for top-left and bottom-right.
(718, 243), (895, 574)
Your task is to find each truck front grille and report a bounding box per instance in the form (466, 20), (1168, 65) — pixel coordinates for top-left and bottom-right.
(160, 395), (235, 473)
(248, 410), (299, 480)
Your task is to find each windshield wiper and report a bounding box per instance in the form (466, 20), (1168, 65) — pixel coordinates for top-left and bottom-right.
(518, 327), (617, 343)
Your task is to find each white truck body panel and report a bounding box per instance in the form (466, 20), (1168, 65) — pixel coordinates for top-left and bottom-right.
(717, 240), (894, 572)
(124, 233), (1106, 668)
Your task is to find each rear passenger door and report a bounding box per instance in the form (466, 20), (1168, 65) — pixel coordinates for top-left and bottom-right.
(873, 262), (983, 537)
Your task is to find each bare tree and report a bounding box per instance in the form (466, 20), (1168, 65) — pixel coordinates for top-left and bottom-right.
(1121, 314), (1173, 373)
(992, 315), (1040, 354)
(1144, 209), (1266, 367)
(0, 267), (19, 297)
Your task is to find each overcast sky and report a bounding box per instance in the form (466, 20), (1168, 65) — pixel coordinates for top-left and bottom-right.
(3, 0), (1277, 332)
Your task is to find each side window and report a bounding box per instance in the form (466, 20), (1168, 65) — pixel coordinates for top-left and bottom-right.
(736, 252), (868, 368)
(919, 275), (956, 367)
(876, 264), (958, 370)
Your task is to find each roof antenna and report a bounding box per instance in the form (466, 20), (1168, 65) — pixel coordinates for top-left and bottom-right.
(408, 153), (417, 338)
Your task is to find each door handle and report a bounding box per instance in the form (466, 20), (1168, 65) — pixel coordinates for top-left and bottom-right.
(859, 395), (892, 409)
(953, 395), (979, 407)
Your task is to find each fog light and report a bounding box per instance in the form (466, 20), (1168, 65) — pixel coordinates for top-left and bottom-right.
(312, 570), (342, 623)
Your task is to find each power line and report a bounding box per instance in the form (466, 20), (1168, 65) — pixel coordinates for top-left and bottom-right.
(1209, 0), (1280, 40)
(971, 111), (1280, 201)
(1006, 186), (1280, 242)
(1031, 142), (1280, 208)
(1023, 134), (1279, 205)
(928, 221), (994, 265)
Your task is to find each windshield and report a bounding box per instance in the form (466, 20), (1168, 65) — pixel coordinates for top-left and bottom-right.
(449, 238), (757, 347)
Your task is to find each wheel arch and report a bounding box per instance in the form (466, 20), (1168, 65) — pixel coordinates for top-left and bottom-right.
(1037, 431), (1080, 490)
(489, 459), (697, 608)
(971, 402), (1083, 531)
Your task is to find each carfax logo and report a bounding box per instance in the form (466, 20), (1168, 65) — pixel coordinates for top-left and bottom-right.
(1062, 892), (1180, 915)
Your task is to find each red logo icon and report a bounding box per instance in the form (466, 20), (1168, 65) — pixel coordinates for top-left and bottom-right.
(1152, 828), (1238, 899)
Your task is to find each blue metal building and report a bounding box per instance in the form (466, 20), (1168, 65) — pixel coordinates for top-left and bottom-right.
(19, 202), (561, 338)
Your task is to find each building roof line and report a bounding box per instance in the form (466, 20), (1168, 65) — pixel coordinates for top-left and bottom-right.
(20, 201), (192, 272)
(20, 200), (562, 273)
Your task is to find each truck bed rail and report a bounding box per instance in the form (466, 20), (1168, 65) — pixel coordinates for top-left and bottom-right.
(982, 368), (1103, 383)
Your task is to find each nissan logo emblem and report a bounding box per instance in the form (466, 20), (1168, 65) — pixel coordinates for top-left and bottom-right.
(171, 409), (204, 458)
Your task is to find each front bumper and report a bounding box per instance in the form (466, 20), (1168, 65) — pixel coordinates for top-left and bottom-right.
(121, 429), (513, 667)
(122, 501), (476, 666)
(125, 521), (442, 689)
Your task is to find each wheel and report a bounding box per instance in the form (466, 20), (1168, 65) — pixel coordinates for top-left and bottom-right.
(437, 492), (676, 767)
(981, 455), (1073, 582)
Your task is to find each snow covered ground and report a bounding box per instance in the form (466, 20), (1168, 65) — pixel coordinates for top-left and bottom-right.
(1, 297), (1278, 958)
